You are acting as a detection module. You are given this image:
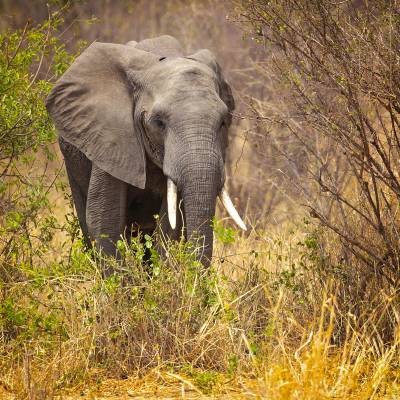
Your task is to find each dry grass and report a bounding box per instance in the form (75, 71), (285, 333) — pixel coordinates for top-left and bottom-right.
(0, 216), (399, 399)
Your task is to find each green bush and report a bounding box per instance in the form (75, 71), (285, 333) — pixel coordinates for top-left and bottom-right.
(0, 11), (79, 277)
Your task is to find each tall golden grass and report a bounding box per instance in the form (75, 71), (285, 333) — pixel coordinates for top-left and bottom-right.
(0, 214), (399, 398)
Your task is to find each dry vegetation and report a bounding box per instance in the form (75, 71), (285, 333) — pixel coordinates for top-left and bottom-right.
(1, 0), (400, 398)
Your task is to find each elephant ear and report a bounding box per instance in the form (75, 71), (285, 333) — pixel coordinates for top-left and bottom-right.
(46, 42), (157, 189)
(189, 49), (235, 124)
(134, 35), (184, 57)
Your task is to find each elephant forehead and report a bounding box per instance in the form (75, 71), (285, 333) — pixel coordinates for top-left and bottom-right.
(154, 80), (223, 109)
(157, 90), (227, 120)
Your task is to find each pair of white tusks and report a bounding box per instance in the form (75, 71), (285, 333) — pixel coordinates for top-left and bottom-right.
(167, 178), (247, 231)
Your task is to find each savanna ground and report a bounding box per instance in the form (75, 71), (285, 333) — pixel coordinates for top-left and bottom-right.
(1, 1), (400, 399)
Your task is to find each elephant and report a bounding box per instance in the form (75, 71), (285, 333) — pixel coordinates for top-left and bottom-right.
(46, 35), (246, 269)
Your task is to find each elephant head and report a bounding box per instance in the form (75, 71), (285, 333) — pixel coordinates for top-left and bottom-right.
(46, 35), (246, 265)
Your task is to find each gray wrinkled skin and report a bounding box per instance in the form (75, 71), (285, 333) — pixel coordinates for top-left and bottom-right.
(46, 35), (235, 268)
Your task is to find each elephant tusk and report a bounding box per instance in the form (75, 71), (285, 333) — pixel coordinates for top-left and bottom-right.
(167, 178), (177, 229)
(219, 187), (247, 231)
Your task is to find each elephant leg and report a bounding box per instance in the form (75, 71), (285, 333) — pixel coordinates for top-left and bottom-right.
(67, 172), (91, 248)
(86, 164), (128, 266)
(59, 136), (92, 248)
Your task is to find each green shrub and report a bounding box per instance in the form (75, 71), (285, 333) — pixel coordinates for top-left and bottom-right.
(0, 10), (79, 278)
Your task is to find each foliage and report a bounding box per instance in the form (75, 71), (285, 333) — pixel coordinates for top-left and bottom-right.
(0, 225), (399, 398)
(0, 11), (79, 278)
(212, 216), (236, 245)
(236, 1), (400, 289)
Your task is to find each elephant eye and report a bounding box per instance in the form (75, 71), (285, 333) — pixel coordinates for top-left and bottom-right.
(152, 118), (166, 130)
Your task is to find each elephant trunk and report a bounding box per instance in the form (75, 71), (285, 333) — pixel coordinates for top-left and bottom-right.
(163, 122), (227, 266)
(164, 126), (248, 265)
(170, 138), (222, 266)
(181, 166), (219, 266)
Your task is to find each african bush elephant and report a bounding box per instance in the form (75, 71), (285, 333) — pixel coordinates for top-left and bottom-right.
(46, 35), (246, 268)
